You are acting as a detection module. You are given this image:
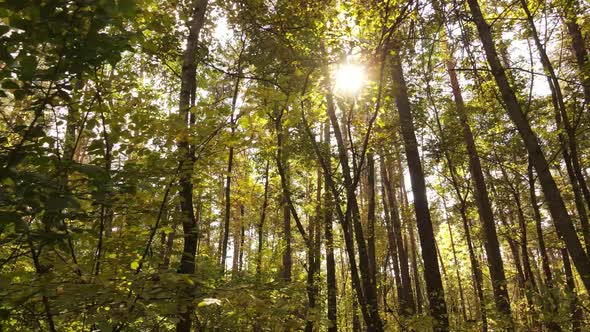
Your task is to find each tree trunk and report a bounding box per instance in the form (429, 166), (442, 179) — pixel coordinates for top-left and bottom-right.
(438, 124), (488, 330)
(323, 82), (383, 330)
(445, 50), (512, 324)
(280, 141), (292, 281)
(390, 49), (448, 330)
(220, 145), (234, 271)
(442, 198), (467, 321)
(220, 61), (242, 272)
(232, 205), (244, 275)
(257, 161), (270, 276)
(562, 0), (590, 111)
(562, 249), (583, 332)
(466, 0), (590, 293)
(323, 119), (338, 332)
(380, 159), (403, 319)
(175, 1), (208, 331)
(305, 170), (322, 332)
(528, 160), (562, 331)
(520, 0), (590, 256)
(382, 158), (415, 317)
(367, 152), (377, 289)
(397, 157), (424, 314)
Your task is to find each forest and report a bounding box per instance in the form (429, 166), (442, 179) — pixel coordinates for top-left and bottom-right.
(1, 0), (590, 331)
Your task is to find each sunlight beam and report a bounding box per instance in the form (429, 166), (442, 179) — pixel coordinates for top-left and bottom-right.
(334, 63), (366, 95)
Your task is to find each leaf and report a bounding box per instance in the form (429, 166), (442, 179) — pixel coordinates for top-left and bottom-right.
(13, 89), (26, 100)
(1, 79), (19, 89)
(130, 261), (139, 270)
(0, 211), (20, 225)
(20, 55), (37, 81)
(46, 195), (80, 211)
(197, 298), (222, 307)
(118, 0), (136, 15)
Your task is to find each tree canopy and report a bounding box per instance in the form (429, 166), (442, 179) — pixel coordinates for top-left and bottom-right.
(1, 0), (590, 331)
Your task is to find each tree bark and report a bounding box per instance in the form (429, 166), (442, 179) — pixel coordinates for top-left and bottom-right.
(220, 59), (243, 272)
(220, 144), (234, 271)
(528, 160), (562, 330)
(444, 50), (512, 323)
(367, 152), (377, 289)
(323, 119), (338, 332)
(323, 82), (383, 330)
(380, 159), (404, 320)
(397, 157), (424, 314)
(256, 161), (270, 276)
(382, 158), (415, 317)
(278, 121), (292, 281)
(442, 198), (467, 321)
(175, 1), (208, 331)
(562, 249), (582, 332)
(390, 49), (449, 330)
(562, 0), (590, 112)
(305, 170), (323, 332)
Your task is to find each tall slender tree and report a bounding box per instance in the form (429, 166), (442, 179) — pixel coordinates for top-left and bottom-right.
(176, 1), (209, 331)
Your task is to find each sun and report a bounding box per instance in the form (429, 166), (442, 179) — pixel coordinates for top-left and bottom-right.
(334, 63), (366, 95)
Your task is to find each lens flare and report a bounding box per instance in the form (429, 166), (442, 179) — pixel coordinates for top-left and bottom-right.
(334, 64), (365, 95)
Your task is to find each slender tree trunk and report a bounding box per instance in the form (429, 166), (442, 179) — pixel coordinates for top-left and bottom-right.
(445, 50), (512, 324)
(323, 120), (338, 332)
(505, 213), (527, 292)
(408, 221), (423, 315)
(443, 154), (488, 330)
(434, 3), (495, 321)
(382, 158), (415, 317)
(434, 239), (454, 314)
(352, 298), (361, 332)
(461, 209), (487, 331)
(434, 10), (488, 328)
(367, 152), (377, 288)
(280, 153), (292, 281)
(528, 160), (562, 331)
(514, 191), (537, 291)
(26, 235), (56, 332)
(220, 145), (234, 271)
(562, 0), (590, 111)
(220, 66), (242, 273)
(323, 85), (383, 330)
(562, 249), (583, 332)
(497, 164), (538, 300)
(443, 199), (468, 321)
(397, 158), (424, 314)
(466, 0), (590, 293)
(390, 49), (448, 331)
(161, 218), (177, 270)
(282, 216), (292, 281)
(305, 170), (322, 332)
(257, 161), (270, 276)
(380, 159), (403, 319)
(509, 180), (539, 326)
(232, 205), (244, 275)
(175, 2), (208, 331)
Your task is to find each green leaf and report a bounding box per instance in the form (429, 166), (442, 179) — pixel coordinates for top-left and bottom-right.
(0, 211), (20, 225)
(1, 79), (19, 89)
(20, 55), (37, 81)
(197, 298), (222, 307)
(118, 0), (136, 15)
(46, 195), (80, 211)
